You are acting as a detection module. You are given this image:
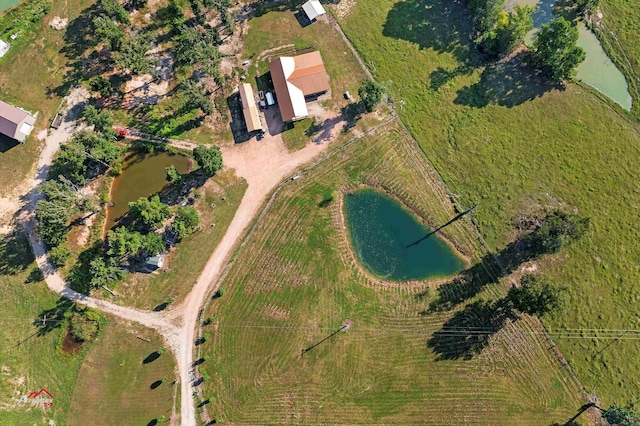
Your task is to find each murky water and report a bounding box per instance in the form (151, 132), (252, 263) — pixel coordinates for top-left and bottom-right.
(507, 0), (632, 110)
(0, 0), (20, 14)
(105, 150), (192, 231)
(344, 189), (465, 281)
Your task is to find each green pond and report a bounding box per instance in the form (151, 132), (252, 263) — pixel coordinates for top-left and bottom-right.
(0, 0), (20, 14)
(105, 150), (192, 230)
(344, 189), (465, 281)
(507, 0), (632, 110)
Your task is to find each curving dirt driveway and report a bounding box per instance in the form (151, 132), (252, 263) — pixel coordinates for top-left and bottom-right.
(20, 94), (335, 425)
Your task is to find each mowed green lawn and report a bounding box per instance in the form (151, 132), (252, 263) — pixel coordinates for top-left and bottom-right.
(198, 124), (584, 424)
(66, 318), (177, 425)
(335, 0), (640, 405)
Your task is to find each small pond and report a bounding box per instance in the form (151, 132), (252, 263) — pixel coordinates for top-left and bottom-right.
(105, 150), (192, 231)
(344, 189), (465, 281)
(0, 0), (20, 14)
(507, 0), (632, 110)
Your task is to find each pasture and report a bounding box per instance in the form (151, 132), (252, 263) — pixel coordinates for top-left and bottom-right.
(335, 0), (640, 405)
(198, 122), (585, 424)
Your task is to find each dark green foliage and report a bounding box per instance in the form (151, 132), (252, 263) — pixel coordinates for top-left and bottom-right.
(482, 6), (533, 56)
(603, 404), (640, 426)
(180, 80), (214, 115)
(528, 17), (586, 81)
(466, 0), (504, 34)
(36, 181), (81, 247)
(100, 0), (130, 23)
(83, 105), (114, 134)
(358, 79), (384, 112)
(165, 165), (183, 183)
(528, 210), (590, 254)
(575, 0), (599, 16)
(93, 16), (126, 51)
(193, 146), (223, 176)
(141, 232), (164, 255)
(173, 25), (221, 81)
(508, 274), (566, 316)
(172, 206), (200, 239)
(50, 142), (88, 184)
(128, 195), (171, 230)
(89, 76), (116, 98)
(114, 34), (156, 75)
(48, 245), (71, 268)
(89, 256), (125, 289)
(0, 0), (51, 39)
(67, 306), (102, 342)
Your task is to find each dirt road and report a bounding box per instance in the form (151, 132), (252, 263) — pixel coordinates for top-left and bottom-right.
(21, 99), (333, 425)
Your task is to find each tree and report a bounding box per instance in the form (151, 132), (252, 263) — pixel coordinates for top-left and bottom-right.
(100, 0), (130, 23)
(528, 210), (590, 254)
(508, 274), (566, 316)
(114, 34), (155, 75)
(89, 256), (124, 289)
(466, 0), (504, 34)
(180, 80), (214, 115)
(68, 307), (102, 342)
(50, 142), (88, 184)
(528, 17), (586, 81)
(49, 245), (71, 268)
(83, 106), (115, 135)
(603, 404), (640, 426)
(107, 226), (144, 259)
(172, 206), (200, 239)
(75, 131), (121, 166)
(128, 195), (171, 230)
(141, 232), (165, 255)
(165, 165), (183, 184)
(358, 79), (384, 113)
(483, 6), (533, 55)
(93, 16), (125, 51)
(193, 146), (222, 176)
(576, 0), (599, 16)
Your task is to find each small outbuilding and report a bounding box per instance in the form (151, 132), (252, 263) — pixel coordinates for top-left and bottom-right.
(144, 255), (164, 270)
(0, 40), (9, 58)
(0, 100), (36, 142)
(302, 0), (326, 21)
(238, 83), (262, 132)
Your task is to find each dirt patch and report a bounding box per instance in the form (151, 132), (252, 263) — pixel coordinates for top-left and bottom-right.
(331, 0), (356, 19)
(262, 304), (290, 320)
(61, 328), (84, 355)
(49, 16), (68, 30)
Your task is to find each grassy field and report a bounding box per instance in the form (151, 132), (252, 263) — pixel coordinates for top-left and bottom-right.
(334, 0), (640, 406)
(0, 231), (87, 424)
(66, 317), (177, 425)
(0, 0), (94, 195)
(198, 123), (585, 424)
(106, 169), (247, 310)
(242, 4), (368, 151)
(599, 0), (640, 117)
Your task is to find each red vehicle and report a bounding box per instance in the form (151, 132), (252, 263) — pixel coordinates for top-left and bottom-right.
(115, 129), (127, 140)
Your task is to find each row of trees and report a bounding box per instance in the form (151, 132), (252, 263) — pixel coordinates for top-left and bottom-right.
(464, 0), (586, 81)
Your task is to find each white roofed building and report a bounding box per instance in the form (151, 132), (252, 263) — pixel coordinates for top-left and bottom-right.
(302, 0), (326, 21)
(0, 100), (36, 143)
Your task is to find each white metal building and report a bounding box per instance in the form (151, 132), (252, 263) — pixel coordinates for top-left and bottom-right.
(302, 0), (326, 21)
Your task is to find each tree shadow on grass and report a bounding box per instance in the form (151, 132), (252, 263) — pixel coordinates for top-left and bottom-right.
(454, 58), (563, 108)
(143, 351), (161, 364)
(382, 0), (479, 65)
(0, 231), (33, 276)
(150, 379), (163, 389)
(427, 298), (516, 360)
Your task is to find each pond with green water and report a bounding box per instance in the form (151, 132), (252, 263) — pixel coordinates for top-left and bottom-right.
(344, 189), (465, 281)
(507, 0), (632, 110)
(105, 150), (192, 231)
(0, 0), (20, 14)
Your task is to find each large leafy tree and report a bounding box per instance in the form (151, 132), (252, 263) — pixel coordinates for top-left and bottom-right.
(172, 206), (200, 239)
(508, 274), (566, 316)
(114, 34), (155, 75)
(603, 404), (640, 426)
(50, 142), (87, 184)
(100, 0), (130, 24)
(89, 257), (124, 289)
(193, 146), (223, 176)
(83, 105), (114, 135)
(358, 79), (384, 113)
(528, 210), (590, 255)
(529, 17), (586, 81)
(128, 195), (171, 230)
(466, 0), (504, 34)
(180, 80), (214, 115)
(483, 6), (533, 55)
(93, 15), (126, 50)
